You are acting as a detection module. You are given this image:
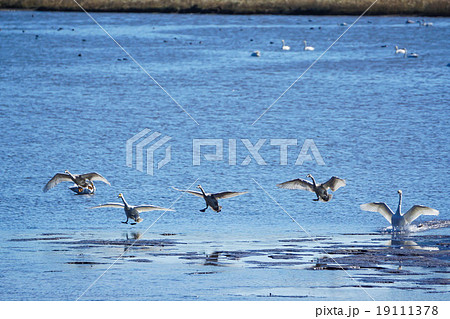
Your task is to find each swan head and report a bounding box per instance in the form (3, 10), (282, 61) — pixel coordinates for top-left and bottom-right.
(64, 170), (70, 174)
(306, 174), (312, 178)
(397, 190), (402, 195)
(118, 193), (123, 198)
(197, 185), (202, 189)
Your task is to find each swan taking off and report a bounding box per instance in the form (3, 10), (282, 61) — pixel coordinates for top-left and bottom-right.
(43, 170), (110, 193)
(360, 190), (439, 231)
(90, 193), (174, 225)
(303, 41), (314, 51)
(281, 40), (290, 51)
(172, 185), (247, 212)
(277, 174), (346, 202)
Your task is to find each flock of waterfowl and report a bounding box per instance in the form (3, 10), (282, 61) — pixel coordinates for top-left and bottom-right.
(250, 18), (434, 58)
(43, 171), (439, 231)
(251, 38), (420, 59)
(252, 39), (314, 56)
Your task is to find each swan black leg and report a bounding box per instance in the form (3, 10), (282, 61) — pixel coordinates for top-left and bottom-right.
(200, 205), (208, 212)
(313, 198), (319, 201)
(122, 218), (129, 224)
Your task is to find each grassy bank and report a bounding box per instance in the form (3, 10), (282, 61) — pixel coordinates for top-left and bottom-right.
(1, 0), (449, 16)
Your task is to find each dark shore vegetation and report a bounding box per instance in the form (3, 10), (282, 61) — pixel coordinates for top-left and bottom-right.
(1, 0), (449, 16)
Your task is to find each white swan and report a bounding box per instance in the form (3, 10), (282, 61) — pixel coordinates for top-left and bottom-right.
(395, 46), (407, 55)
(303, 41), (314, 51)
(90, 193), (174, 225)
(281, 40), (290, 51)
(172, 185), (247, 212)
(360, 190), (439, 231)
(277, 174), (346, 202)
(43, 170), (110, 193)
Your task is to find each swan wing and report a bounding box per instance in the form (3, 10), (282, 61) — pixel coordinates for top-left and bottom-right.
(134, 205), (175, 212)
(43, 173), (72, 192)
(89, 203), (124, 209)
(213, 191), (248, 199)
(403, 205), (439, 224)
(360, 202), (394, 224)
(276, 178), (314, 192)
(171, 186), (204, 197)
(322, 176), (346, 191)
(80, 172), (111, 185)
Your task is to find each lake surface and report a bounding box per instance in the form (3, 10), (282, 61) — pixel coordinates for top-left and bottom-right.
(0, 11), (449, 301)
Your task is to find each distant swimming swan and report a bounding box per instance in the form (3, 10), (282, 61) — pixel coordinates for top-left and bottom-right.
(172, 185), (247, 212)
(395, 46), (407, 55)
(90, 193), (174, 225)
(303, 41), (314, 51)
(281, 40), (290, 51)
(360, 190), (439, 231)
(277, 174), (346, 202)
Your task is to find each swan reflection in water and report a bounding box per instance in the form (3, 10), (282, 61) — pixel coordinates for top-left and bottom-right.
(385, 232), (439, 251)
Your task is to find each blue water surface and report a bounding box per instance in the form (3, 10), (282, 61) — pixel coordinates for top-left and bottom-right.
(0, 11), (449, 301)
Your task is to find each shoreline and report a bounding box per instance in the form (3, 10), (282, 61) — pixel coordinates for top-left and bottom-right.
(0, 0), (449, 16)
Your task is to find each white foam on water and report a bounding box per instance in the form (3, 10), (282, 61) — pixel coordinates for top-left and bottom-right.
(381, 219), (450, 234)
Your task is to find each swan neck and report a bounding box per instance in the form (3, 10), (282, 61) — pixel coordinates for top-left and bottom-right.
(309, 175), (317, 187)
(66, 171), (76, 181)
(397, 193), (402, 214)
(120, 195), (129, 207)
(198, 186), (207, 196)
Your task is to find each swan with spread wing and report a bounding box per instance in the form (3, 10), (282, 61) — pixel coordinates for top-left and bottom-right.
(43, 170), (110, 193)
(90, 193), (174, 225)
(277, 174), (346, 202)
(172, 185), (247, 212)
(360, 190), (439, 231)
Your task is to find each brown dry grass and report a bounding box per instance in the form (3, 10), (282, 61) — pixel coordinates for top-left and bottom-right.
(0, 0), (449, 16)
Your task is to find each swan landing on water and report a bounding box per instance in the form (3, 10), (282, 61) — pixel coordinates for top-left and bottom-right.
(277, 174), (346, 202)
(360, 190), (439, 231)
(43, 170), (110, 194)
(172, 185), (247, 212)
(89, 193), (174, 225)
